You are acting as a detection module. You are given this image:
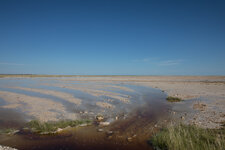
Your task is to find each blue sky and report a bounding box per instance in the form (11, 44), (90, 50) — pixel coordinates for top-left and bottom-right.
(0, 0), (225, 75)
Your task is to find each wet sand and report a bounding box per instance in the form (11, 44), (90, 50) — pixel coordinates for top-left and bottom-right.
(10, 87), (81, 105)
(0, 91), (70, 122)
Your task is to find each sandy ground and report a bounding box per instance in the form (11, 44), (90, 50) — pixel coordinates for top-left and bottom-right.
(0, 76), (224, 150)
(50, 76), (225, 128)
(131, 77), (225, 128)
(0, 76), (224, 128)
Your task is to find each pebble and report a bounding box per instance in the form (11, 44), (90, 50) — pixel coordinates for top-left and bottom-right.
(99, 122), (110, 126)
(127, 137), (133, 142)
(89, 112), (94, 115)
(56, 128), (63, 132)
(97, 128), (104, 132)
(106, 131), (113, 135)
(96, 115), (104, 121)
(132, 134), (137, 138)
(79, 123), (88, 127)
(7, 130), (19, 135)
(0, 145), (17, 150)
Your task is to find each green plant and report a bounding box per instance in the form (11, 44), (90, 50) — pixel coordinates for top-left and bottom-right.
(0, 128), (18, 134)
(26, 119), (92, 133)
(150, 124), (225, 150)
(166, 96), (182, 102)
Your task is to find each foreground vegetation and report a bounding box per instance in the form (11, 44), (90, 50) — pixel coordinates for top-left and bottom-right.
(150, 124), (225, 150)
(26, 120), (92, 134)
(166, 96), (182, 102)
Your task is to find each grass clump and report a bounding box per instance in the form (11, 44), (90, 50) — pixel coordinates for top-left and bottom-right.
(0, 128), (18, 134)
(166, 96), (182, 102)
(26, 119), (92, 134)
(150, 124), (225, 150)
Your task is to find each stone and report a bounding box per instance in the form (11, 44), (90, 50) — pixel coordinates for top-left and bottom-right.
(106, 131), (113, 136)
(0, 145), (17, 150)
(56, 128), (63, 132)
(127, 137), (133, 142)
(40, 132), (50, 135)
(8, 130), (19, 135)
(64, 126), (71, 129)
(132, 134), (137, 138)
(89, 112), (94, 115)
(79, 123), (88, 127)
(99, 122), (110, 126)
(97, 128), (104, 132)
(96, 115), (104, 121)
(193, 103), (207, 111)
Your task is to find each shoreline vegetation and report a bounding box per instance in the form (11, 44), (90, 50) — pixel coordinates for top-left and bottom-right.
(25, 120), (92, 134)
(166, 96), (182, 102)
(1, 120), (224, 150)
(0, 120), (92, 135)
(150, 124), (225, 150)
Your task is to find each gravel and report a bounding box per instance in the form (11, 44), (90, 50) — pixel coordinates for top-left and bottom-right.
(0, 145), (17, 150)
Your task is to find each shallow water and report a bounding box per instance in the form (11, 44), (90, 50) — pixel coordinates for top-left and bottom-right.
(0, 77), (170, 150)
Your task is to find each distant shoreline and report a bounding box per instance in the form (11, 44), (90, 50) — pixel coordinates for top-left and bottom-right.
(0, 74), (225, 78)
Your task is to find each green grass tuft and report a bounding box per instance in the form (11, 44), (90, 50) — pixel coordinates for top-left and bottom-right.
(0, 128), (18, 134)
(150, 124), (225, 150)
(26, 119), (92, 133)
(166, 96), (182, 102)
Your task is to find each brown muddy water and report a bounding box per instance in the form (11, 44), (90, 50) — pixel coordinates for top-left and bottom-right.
(0, 77), (171, 150)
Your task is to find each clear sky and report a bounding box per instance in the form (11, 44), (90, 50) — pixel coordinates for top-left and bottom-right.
(0, 0), (225, 75)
